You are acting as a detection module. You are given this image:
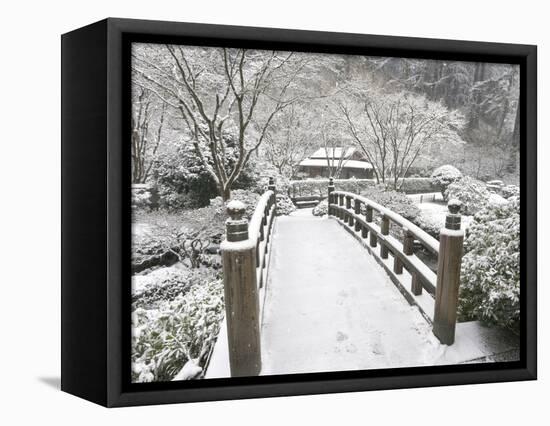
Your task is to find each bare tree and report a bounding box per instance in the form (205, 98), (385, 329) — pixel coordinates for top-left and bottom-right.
(131, 87), (166, 183)
(318, 104), (353, 178)
(263, 104), (316, 178)
(339, 89), (464, 189)
(133, 44), (306, 200)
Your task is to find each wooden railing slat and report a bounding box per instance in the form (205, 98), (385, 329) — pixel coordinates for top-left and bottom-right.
(330, 201), (437, 295)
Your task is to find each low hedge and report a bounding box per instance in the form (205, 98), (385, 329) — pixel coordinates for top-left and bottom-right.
(289, 178), (375, 198)
(397, 178), (438, 194)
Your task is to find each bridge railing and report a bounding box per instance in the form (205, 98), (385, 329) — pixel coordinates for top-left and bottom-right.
(218, 178), (277, 376)
(328, 178), (464, 345)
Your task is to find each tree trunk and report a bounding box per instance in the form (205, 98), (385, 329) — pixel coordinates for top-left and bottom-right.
(221, 186), (231, 201)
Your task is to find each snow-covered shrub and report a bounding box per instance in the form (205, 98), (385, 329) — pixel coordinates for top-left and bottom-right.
(413, 214), (442, 239)
(444, 176), (491, 215)
(209, 189), (261, 219)
(211, 189), (295, 217)
(132, 267), (191, 308)
(312, 199), (328, 216)
(488, 192), (508, 206)
(152, 143), (260, 210)
(430, 165), (463, 196)
(275, 193), (297, 216)
(132, 268), (219, 310)
(360, 185), (420, 222)
(458, 197), (520, 332)
(290, 178), (375, 199)
(131, 276), (224, 382)
(501, 184), (520, 199)
(256, 173), (292, 196)
(132, 187), (152, 210)
(398, 177), (438, 194)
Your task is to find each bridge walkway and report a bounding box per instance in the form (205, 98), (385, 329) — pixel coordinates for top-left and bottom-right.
(261, 211), (444, 375)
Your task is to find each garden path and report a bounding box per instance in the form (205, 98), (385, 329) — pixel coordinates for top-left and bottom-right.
(261, 213), (446, 374)
(206, 211), (519, 378)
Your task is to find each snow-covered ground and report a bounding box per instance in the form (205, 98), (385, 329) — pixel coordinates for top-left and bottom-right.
(206, 212), (518, 378)
(259, 215), (485, 374)
(407, 192), (443, 203)
(413, 197), (473, 230)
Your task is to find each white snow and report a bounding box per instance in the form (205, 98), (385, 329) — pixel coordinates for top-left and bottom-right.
(131, 265), (189, 296)
(416, 200), (473, 231)
(172, 359), (203, 381)
(260, 215), (443, 374)
(440, 228), (465, 237)
(290, 207), (315, 217)
(299, 158), (373, 169)
(204, 213), (517, 379)
(226, 200), (246, 210)
(407, 192), (443, 203)
(488, 192), (508, 206)
(219, 238), (256, 252)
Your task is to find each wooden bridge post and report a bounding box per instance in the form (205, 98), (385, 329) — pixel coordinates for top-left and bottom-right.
(380, 214), (389, 259)
(354, 199), (361, 232)
(328, 177), (335, 216)
(433, 200), (464, 345)
(345, 196), (354, 226)
(366, 205), (376, 247)
(221, 201), (262, 376)
(403, 228), (421, 295)
(268, 177), (277, 212)
(338, 194), (344, 220)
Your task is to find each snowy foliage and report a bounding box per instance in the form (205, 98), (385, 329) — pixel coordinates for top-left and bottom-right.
(132, 268), (221, 310)
(430, 165), (463, 195)
(209, 189), (261, 219)
(501, 184), (520, 199)
(413, 214), (443, 239)
(340, 89), (465, 189)
(210, 188), (295, 217)
(132, 267), (193, 309)
(360, 185), (420, 222)
(312, 199), (328, 216)
(275, 193), (297, 216)
(257, 172), (292, 195)
(131, 186), (153, 210)
(131, 275), (224, 382)
(397, 177), (438, 194)
(444, 176), (490, 215)
(458, 197), (520, 332)
(290, 178), (374, 199)
(152, 144), (261, 210)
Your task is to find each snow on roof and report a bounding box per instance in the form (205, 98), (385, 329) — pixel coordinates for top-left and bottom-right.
(298, 158), (373, 169)
(310, 147), (357, 159)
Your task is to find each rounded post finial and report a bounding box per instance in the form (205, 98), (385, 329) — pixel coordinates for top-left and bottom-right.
(226, 200), (249, 241)
(268, 176), (276, 193)
(445, 199), (462, 230)
(328, 176), (335, 196)
(227, 200), (246, 221)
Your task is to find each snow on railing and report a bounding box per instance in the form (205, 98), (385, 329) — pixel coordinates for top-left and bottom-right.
(337, 190), (439, 255)
(328, 179), (465, 345)
(248, 190), (277, 289)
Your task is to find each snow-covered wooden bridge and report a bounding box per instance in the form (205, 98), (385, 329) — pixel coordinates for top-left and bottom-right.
(206, 178), (517, 378)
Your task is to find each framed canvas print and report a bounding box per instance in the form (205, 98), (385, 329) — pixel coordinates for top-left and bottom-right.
(61, 18), (537, 407)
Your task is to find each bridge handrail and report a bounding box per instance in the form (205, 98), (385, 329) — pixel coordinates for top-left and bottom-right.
(249, 190), (275, 243)
(218, 178), (277, 376)
(332, 190), (439, 255)
(328, 180), (465, 345)
(249, 190), (277, 289)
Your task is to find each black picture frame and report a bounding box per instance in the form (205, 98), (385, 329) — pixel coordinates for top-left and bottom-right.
(61, 17), (537, 407)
